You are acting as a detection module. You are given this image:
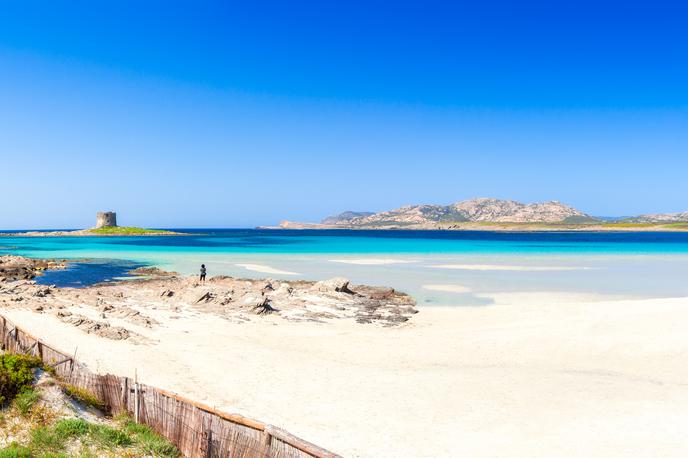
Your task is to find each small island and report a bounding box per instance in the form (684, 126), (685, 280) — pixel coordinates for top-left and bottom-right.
(0, 211), (184, 237)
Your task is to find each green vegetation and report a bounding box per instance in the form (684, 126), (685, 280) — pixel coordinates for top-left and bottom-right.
(561, 215), (601, 224)
(86, 226), (175, 235)
(0, 354), (178, 457)
(0, 355), (43, 406)
(10, 418), (178, 457)
(1, 410), (178, 457)
(602, 222), (688, 230)
(117, 413), (179, 456)
(28, 419), (131, 455)
(13, 390), (40, 417)
(0, 443), (31, 458)
(60, 384), (104, 411)
(602, 222), (659, 228)
(664, 222), (688, 229)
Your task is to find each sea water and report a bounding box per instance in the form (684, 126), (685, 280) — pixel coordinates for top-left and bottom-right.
(2, 229), (688, 305)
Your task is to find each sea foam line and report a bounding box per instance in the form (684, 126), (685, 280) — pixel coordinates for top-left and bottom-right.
(428, 264), (590, 271)
(235, 264), (300, 275)
(422, 284), (472, 293)
(328, 258), (416, 265)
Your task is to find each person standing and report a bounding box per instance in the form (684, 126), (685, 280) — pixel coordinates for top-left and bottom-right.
(200, 264), (207, 282)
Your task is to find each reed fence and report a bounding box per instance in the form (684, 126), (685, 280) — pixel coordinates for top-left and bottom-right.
(0, 314), (341, 458)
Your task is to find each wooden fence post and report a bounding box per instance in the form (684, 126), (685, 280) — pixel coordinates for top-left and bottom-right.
(261, 429), (272, 455)
(206, 425), (213, 458)
(121, 377), (128, 414)
(134, 382), (140, 423)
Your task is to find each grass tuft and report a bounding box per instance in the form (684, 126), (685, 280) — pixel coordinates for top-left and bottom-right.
(88, 424), (132, 448)
(53, 418), (89, 437)
(61, 384), (105, 411)
(0, 443), (31, 458)
(119, 414), (179, 457)
(13, 389), (39, 416)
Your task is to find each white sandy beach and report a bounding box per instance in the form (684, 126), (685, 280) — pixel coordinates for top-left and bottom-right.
(4, 291), (688, 457)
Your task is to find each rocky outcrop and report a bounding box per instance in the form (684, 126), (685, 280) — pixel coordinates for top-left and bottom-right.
(0, 256), (67, 282)
(0, 256), (418, 333)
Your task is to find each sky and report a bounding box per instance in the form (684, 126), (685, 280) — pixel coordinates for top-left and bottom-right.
(0, 0), (687, 229)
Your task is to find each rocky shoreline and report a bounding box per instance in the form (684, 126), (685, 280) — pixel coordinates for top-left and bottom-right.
(0, 255), (69, 281)
(0, 256), (418, 343)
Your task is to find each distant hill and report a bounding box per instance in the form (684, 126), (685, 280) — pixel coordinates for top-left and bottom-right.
(280, 198), (600, 229)
(321, 211), (375, 225)
(624, 211), (688, 223)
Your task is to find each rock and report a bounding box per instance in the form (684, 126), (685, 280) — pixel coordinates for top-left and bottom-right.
(33, 287), (52, 297)
(196, 292), (215, 303)
(313, 277), (354, 294)
(252, 296), (277, 315)
(275, 283), (293, 295)
(368, 287), (395, 300)
(241, 295), (263, 307)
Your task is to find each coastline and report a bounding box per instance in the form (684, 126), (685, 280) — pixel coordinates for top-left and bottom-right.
(0, 228), (188, 237)
(266, 222), (688, 232)
(3, 291), (687, 457)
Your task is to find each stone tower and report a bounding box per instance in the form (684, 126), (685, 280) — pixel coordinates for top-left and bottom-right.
(96, 211), (117, 228)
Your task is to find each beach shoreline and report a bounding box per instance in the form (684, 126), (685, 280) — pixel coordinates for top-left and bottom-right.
(2, 262), (687, 456)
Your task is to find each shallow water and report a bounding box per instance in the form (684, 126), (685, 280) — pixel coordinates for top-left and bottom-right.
(3, 229), (688, 305)
(34, 259), (146, 288)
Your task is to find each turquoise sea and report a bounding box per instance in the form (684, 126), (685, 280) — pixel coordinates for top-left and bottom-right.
(2, 229), (688, 305)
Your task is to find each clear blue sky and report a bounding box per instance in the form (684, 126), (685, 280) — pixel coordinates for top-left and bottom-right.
(1, 0), (686, 229)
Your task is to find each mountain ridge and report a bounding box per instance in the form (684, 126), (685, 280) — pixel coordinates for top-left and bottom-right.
(278, 198), (598, 229)
(274, 198), (688, 231)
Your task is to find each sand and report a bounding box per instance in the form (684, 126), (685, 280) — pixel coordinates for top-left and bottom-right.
(4, 291), (688, 457)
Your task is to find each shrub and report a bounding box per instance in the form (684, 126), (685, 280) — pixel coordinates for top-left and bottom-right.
(0, 355), (42, 405)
